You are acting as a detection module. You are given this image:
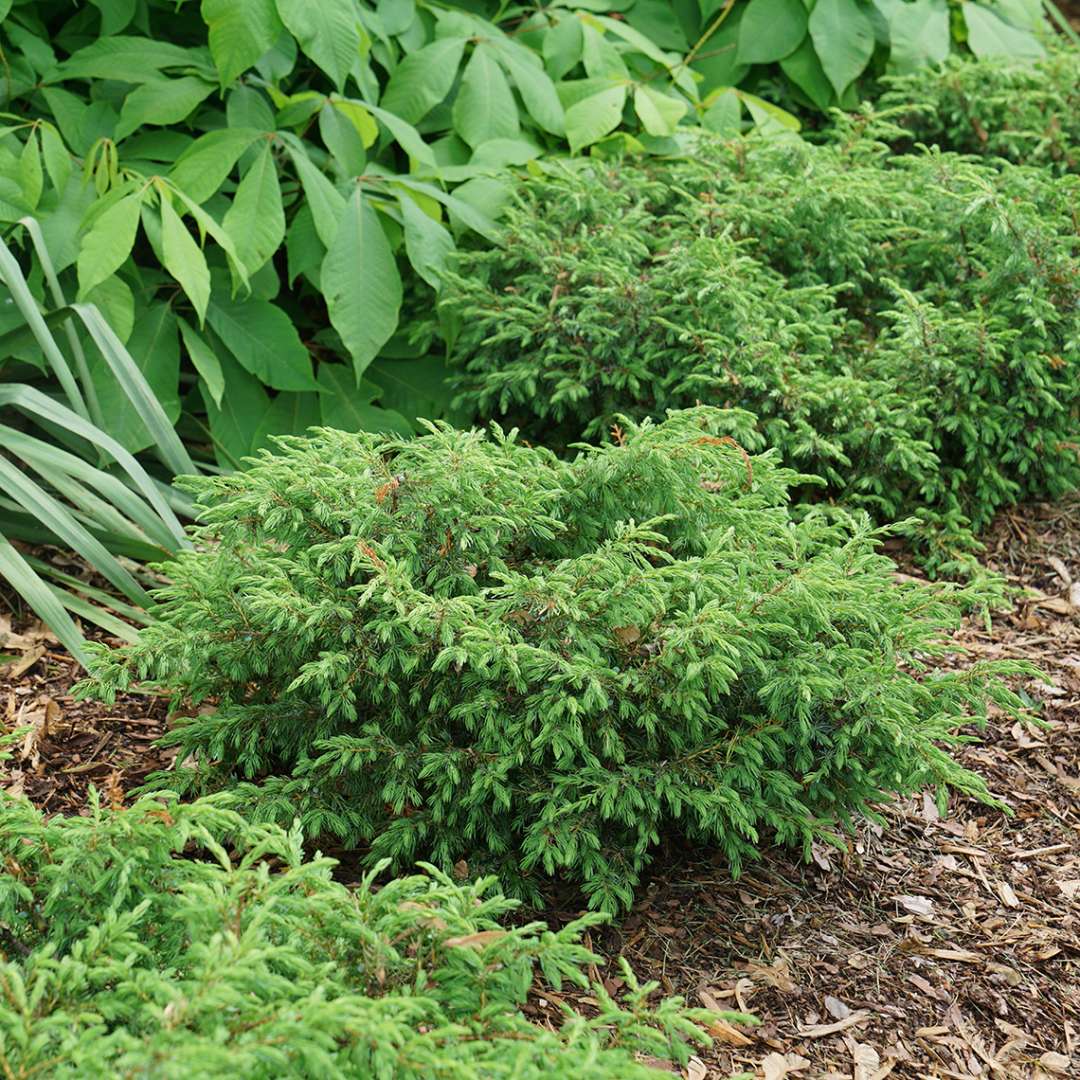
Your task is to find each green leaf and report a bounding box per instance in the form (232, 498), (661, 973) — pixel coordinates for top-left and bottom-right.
(493, 45), (565, 136)
(55, 36), (202, 83)
(378, 0), (416, 36)
(322, 187), (402, 382)
(738, 91), (800, 132)
(780, 36), (834, 109)
(89, 300), (180, 454)
(1, 426), (177, 552)
(200, 352), (270, 467)
(736, 0), (808, 64)
(168, 186), (250, 289)
(0, 237), (87, 417)
(581, 22), (628, 78)
(286, 202), (324, 287)
(115, 76), (216, 140)
(884, 0), (950, 73)
(381, 37), (468, 124)
(362, 103), (436, 165)
(168, 127), (263, 203)
(85, 275), (135, 343)
(90, 0), (136, 35)
(160, 194), (211, 323)
(399, 194), (454, 290)
(469, 138), (542, 167)
(809, 0), (877, 96)
(331, 99), (378, 148)
(202, 0), (284, 86)
(564, 84), (627, 153)
(544, 15), (584, 81)
(317, 363), (413, 434)
(206, 295), (317, 391)
(178, 316), (225, 407)
(76, 191), (142, 299)
(961, 2), (1046, 59)
(392, 177), (501, 243)
(276, 0), (361, 90)
(227, 85), (276, 131)
(453, 46), (521, 149)
(365, 355), (453, 422)
(39, 124), (72, 194)
(19, 131), (43, 210)
(222, 142), (284, 274)
(691, 8), (748, 93)
(252, 390), (320, 445)
(702, 87), (742, 136)
(284, 139), (347, 245)
(632, 84), (686, 136)
(319, 104), (367, 174)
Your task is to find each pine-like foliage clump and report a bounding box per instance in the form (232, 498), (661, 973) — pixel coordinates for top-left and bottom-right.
(0, 789), (727, 1078)
(877, 51), (1080, 172)
(437, 133), (1080, 569)
(83, 410), (1028, 911)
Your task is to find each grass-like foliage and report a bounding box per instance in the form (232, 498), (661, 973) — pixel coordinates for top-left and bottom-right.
(0, 787), (730, 1078)
(437, 130), (1080, 570)
(878, 51), (1080, 172)
(82, 409), (1029, 912)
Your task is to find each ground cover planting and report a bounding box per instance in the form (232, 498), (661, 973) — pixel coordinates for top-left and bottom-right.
(79, 409), (1031, 913)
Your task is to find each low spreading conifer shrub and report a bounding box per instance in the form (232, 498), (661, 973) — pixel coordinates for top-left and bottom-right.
(877, 51), (1080, 172)
(436, 135), (1080, 567)
(83, 410), (1029, 912)
(0, 788), (729, 1078)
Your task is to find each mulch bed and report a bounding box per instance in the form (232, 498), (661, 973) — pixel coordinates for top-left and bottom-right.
(2, 499), (1078, 1079)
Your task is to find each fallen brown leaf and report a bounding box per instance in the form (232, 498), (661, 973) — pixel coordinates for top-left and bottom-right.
(760, 1051), (810, 1080)
(684, 1055), (707, 1080)
(442, 930), (508, 949)
(797, 1010), (870, 1038)
(894, 894), (934, 916)
(1039, 1051), (1072, 1075)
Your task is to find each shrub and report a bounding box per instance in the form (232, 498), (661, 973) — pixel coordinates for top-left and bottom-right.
(0, 788), (728, 1078)
(877, 51), (1080, 172)
(82, 409), (1027, 912)
(437, 135), (1080, 565)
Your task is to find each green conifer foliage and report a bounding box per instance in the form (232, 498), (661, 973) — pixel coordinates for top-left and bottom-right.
(877, 52), (1080, 172)
(437, 136), (1080, 568)
(0, 789), (728, 1078)
(82, 410), (1029, 912)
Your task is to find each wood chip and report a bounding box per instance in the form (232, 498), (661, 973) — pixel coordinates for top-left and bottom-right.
(894, 894), (934, 916)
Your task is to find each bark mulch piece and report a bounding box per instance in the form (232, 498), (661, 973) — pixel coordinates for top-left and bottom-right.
(1, 499), (1078, 1078)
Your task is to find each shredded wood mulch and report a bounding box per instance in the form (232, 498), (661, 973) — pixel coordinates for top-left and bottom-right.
(0, 622), (171, 813)
(1, 498), (1078, 1079)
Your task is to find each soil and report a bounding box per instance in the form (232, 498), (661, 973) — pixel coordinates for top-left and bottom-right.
(2, 498), (1078, 1079)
